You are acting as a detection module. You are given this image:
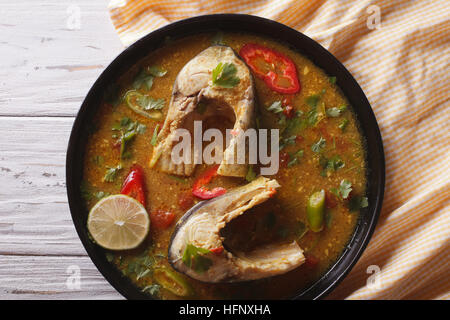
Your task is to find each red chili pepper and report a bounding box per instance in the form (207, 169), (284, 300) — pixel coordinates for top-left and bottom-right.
(283, 105), (295, 118)
(192, 165), (226, 200)
(120, 165), (146, 207)
(178, 192), (194, 211)
(282, 96), (293, 106)
(239, 43), (300, 94)
(210, 246), (224, 256)
(150, 209), (175, 229)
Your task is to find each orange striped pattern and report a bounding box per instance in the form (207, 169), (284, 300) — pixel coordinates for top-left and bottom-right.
(108, 0), (450, 300)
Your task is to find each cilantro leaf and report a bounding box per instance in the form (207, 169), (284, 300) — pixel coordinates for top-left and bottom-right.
(103, 164), (122, 182)
(329, 76), (337, 84)
(147, 65), (167, 77)
(112, 118), (146, 160)
(133, 69), (154, 90)
(326, 105), (347, 117)
(267, 100), (283, 113)
(279, 135), (296, 150)
(182, 244), (213, 274)
(307, 108), (318, 126)
(338, 179), (352, 199)
(287, 149), (304, 167)
(321, 155), (345, 173)
(212, 62), (240, 88)
(339, 118), (349, 131)
(142, 284), (160, 297)
(132, 65), (166, 90)
(136, 95), (165, 110)
(311, 137), (326, 153)
(348, 196), (369, 212)
(94, 191), (110, 200)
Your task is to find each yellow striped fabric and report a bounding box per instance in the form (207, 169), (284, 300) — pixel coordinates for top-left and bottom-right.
(108, 0), (450, 300)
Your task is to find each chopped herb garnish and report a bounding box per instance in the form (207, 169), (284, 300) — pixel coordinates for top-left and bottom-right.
(94, 191), (110, 200)
(142, 284), (160, 296)
(287, 149), (304, 167)
(147, 65), (167, 77)
(267, 100), (283, 113)
(182, 243), (213, 274)
(320, 155), (345, 174)
(137, 95), (165, 111)
(212, 62), (240, 88)
(329, 76), (337, 84)
(339, 118), (349, 131)
(245, 165), (257, 182)
(133, 69), (154, 90)
(311, 137), (326, 153)
(306, 94), (320, 108)
(80, 181), (109, 201)
(132, 65), (166, 90)
(348, 196), (369, 212)
(326, 105), (347, 117)
(112, 118), (146, 160)
(279, 135), (297, 150)
(336, 179), (352, 199)
(307, 108), (318, 126)
(124, 250), (156, 281)
(151, 124), (160, 146)
(103, 164), (122, 182)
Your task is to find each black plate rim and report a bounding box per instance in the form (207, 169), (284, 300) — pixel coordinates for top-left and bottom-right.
(66, 13), (385, 300)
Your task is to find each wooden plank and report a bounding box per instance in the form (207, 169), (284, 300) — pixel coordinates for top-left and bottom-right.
(0, 255), (122, 299)
(0, 116), (86, 256)
(0, 0), (124, 117)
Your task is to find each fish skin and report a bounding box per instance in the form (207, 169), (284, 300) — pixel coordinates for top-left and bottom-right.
(168, 176), (305, 283)
(150, 45), (255, 177)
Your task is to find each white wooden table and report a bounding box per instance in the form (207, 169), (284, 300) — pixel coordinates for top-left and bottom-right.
(0, 1), (125, 299)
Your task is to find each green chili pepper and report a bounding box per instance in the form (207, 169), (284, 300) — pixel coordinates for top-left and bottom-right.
(153, 267), (193, 297)
(124, 90), (163, 120)
(307, 189), (325, 232)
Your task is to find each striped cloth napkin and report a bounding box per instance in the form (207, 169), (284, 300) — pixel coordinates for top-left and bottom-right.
(108, 0), (450, 300)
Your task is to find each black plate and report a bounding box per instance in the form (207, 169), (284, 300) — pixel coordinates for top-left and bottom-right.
(66, 14), (385, 300)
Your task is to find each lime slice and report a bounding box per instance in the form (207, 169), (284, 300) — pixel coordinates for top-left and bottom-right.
(87, 194), (150, 250)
